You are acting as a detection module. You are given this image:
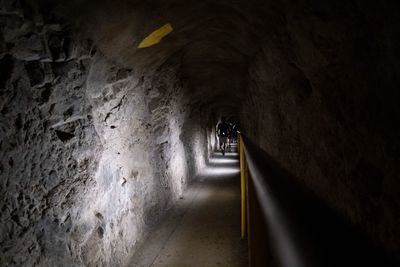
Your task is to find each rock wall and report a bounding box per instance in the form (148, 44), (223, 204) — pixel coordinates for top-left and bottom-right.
(0, 2), (100, 265)
(81, 53), (194, 267)
(0, 1), (207, 265)
(241, 0), (400, 254)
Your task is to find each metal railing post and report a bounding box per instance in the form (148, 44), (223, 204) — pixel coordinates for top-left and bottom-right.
(239, 133), (247, 239)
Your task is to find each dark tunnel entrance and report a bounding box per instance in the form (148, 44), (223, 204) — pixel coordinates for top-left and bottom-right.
(1, 0), (400, 266)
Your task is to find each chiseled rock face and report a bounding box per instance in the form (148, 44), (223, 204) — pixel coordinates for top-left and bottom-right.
(241, 1), (400, 254)
(0, 3), (100, 265)
(0, 1), (206, 266)
(81, 54), (194, 266)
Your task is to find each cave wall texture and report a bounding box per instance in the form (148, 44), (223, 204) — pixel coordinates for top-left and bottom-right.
(1, 0), (400, 265)
(240, 1), (400, 254)
(0, 1), (207, 265)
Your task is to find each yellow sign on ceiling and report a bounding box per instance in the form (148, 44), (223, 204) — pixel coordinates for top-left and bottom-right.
(138, 23), (173, 48)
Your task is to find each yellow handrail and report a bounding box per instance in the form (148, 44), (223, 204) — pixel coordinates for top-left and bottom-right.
(239, 133), (247, 239)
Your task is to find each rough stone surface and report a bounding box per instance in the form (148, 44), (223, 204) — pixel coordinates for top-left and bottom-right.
(240, 0), (400, 255)
(0, 3), (101, 265)
(0, 1), (207, 265)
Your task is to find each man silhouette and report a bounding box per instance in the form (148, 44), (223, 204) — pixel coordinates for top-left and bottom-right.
(217, 117), (230, 155)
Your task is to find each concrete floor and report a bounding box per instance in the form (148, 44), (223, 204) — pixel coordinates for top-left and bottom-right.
(129, 145), (248, 267)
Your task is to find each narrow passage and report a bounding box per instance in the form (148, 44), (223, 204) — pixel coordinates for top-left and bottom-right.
(130, 144), (247, 267)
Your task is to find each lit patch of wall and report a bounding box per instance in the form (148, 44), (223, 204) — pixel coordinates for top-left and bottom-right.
(207, 124), (216, 158)
(193, 130), (207, 173)
(167, 115), (188, 198)
(83, 54), (167, 266)
(77, 153), (142, 266)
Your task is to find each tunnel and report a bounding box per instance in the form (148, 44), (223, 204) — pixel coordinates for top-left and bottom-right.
(1, 0), (400, 266)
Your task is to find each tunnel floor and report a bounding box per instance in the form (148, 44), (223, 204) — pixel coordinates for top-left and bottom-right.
(129, 144), (247, 266)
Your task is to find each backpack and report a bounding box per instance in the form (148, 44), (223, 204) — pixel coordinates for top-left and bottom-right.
(218, 123), (230, 137)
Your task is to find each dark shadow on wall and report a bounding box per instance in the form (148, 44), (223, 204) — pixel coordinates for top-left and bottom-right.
(242, 136), (400, 267)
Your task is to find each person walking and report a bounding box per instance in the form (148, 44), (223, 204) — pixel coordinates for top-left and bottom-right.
(217, 117), (230, 155)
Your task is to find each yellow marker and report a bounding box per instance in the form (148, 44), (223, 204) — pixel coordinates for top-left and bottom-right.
(138, 23), (173, 48)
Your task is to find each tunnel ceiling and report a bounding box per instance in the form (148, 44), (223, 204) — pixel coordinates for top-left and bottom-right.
(49, 0), (277, 116)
